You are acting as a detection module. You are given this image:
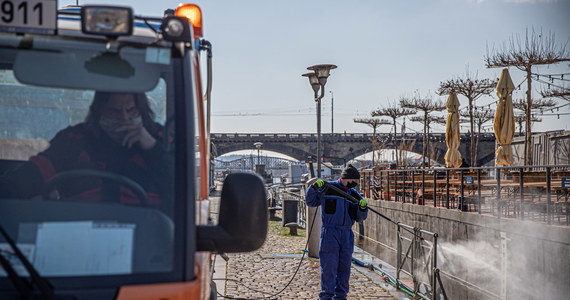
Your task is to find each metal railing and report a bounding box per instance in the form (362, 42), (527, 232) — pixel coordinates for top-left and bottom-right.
(360, 164), (570, 226)
(396, 223), (447, 300)
(267, 182), (307, 228)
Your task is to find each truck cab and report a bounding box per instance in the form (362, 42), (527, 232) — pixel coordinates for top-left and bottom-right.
(0, 3), (267, 299)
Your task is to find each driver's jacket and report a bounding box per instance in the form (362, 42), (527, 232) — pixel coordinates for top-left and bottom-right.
(305, 179), (368, 226)
(0, 123), (172, 207)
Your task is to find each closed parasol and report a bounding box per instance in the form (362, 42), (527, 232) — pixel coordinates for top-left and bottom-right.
(445, 92), (462, 168)
(494, 68), (515, 166)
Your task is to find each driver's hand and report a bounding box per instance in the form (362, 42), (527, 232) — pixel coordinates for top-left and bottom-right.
(116, 120), (157, 150)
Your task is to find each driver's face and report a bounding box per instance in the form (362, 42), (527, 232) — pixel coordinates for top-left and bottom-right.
(101, 94), (140, 121)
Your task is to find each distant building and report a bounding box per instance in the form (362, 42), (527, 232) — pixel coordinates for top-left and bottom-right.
(511, 130), (570, 166)
(287, 164), (308, 183)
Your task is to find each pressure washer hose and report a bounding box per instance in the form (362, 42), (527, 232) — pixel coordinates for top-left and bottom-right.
(304, 184), (420, 298)
(307, 181), (427, 297)
(351, 256), (418, 297)
(319, 181), (425, 239)
(218, 181), (422, 300)
(320, 183), (398, 223)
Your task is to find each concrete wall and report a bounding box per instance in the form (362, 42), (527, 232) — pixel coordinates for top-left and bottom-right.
(360, 200), (570, 300)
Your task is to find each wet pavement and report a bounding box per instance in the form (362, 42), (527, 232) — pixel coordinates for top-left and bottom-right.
(212, 202), (410, 300)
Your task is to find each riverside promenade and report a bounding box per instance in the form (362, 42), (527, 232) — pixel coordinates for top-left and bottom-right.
(211, 195), (408, 300)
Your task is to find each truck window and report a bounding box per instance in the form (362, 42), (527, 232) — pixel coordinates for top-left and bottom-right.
(0, 70), (167, 158)
(0, 42), (176, 281)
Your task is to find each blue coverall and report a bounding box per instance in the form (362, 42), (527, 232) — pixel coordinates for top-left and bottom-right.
(305, 179), (368, 300)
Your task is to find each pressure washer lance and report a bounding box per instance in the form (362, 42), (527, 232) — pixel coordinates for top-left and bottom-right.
(306, 178), (424, 239)
(306, 177), (397, 224)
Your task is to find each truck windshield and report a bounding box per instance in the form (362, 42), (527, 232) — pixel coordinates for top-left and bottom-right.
(0, 33), (179, 287)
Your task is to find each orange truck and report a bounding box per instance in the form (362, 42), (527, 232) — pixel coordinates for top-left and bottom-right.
(0, 2), (267, 299)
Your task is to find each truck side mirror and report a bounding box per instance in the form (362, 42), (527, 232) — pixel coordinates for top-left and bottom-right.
(197, 172), (267, 252)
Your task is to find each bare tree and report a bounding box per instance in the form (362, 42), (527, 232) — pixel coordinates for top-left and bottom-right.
(511, 97), (555, 138)
(513, 97), (556, 129)
(401, 138), (417, 167)
(438, 71), (497, 166)
(539, 72), (570, 101)
(485, 28), (570, 165)
(410, 115), (446, 167)
(513, 97), (556, 112)
(401, 94), (446, 168)
(354, 118), (391, 167)
(459, 109), (494, 165)
(371, 105), (416, 168)
(542, 87), (570, 101)
(514, 115), (542, 135)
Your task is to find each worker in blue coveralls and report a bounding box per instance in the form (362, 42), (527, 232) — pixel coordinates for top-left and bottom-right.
(305, 164), (368, 300)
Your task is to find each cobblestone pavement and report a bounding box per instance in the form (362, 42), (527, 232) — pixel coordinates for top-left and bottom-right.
(214, 217), (399, 300)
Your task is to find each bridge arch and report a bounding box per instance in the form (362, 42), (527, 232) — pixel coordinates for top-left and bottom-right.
(211, 133), (496, 167)
(214, 142), (310, 162)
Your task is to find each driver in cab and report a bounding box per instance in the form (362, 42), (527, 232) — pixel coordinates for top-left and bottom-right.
(0, 92), (173, 209)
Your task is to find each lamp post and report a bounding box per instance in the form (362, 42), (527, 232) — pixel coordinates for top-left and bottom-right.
(302, 64), (336, 259)
(330, 91), (334, 134)
(302, 64), (337, 178)
(254, 142), (263, 165)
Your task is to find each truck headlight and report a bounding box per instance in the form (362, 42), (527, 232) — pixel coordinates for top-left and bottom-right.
(81, 6), (133, 37)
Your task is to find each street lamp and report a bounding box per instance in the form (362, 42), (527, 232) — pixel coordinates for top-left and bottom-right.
(253, 142), (263, 165)
(302, 64), (336, 259)
(302, 64), (337, 178)
(308, 64), (337, 96)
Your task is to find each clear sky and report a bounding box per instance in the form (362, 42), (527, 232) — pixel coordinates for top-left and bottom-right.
(62, 0), (570, 135)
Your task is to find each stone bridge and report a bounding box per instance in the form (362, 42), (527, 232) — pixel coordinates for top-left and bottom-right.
(211, 132), (497, 167)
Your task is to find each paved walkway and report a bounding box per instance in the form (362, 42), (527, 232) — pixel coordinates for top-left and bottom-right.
(213, 210), (407, 300)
